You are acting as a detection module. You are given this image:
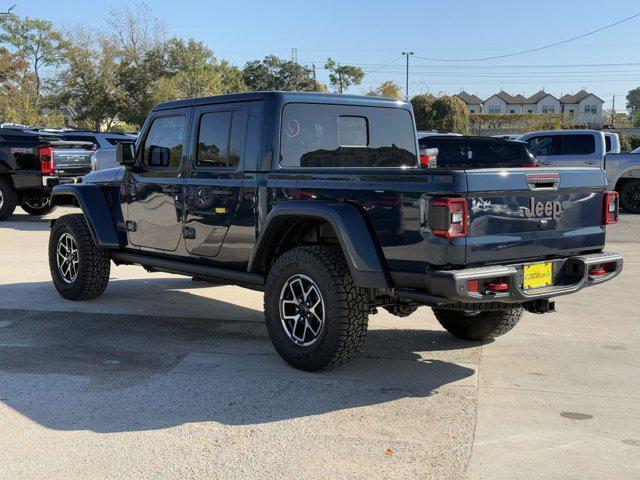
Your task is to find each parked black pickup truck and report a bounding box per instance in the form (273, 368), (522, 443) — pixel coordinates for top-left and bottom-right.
(0, 128), (94, 220)
(48, 92), (623, 371)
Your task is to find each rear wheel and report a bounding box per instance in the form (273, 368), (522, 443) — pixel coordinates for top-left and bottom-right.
(21, 195), (56, 216)
(49, 214), (111, 300)
(264, 245), (369, 371)
(0, 177), (17, 221)
(619, 179), (640, 213)
(433, 306), (524, 340)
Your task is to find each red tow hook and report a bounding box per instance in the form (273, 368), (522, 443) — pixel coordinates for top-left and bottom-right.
(588, 267), (606, 278)
(486, 283), (509, 292)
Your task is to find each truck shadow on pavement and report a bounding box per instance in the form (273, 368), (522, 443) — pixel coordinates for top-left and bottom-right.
(4, 213), (53, 231)
(0, 282), (478, 433)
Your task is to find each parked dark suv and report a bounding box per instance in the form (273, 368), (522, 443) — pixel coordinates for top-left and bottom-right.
(418, 135), (538, 169)
(48, 92), (622, 371)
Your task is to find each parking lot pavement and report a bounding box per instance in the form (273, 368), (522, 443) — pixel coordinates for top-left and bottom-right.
(0, 207), (639, 479)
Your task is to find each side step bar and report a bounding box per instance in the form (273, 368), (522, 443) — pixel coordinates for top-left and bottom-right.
(111, 251), (265, 286)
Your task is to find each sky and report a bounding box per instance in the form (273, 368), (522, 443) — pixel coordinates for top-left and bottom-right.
(13, 0), (640, 110)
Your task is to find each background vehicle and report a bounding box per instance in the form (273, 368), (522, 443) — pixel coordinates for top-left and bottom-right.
(418, 135), (538, 169)
(632, 146), (640, 154)
(49, 92), (622, 371)
(517, 129), (640, 212)
(0, 126), (97, 219)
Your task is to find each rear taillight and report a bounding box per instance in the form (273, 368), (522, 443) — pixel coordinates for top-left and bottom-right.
(39, 147), (54, 175)
(604, 191), (619, 225)
(430, 197), (468, 238)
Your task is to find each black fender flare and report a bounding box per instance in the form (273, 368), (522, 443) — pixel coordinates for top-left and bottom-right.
(51, 184), (120, 249)
(249, 200), (391, 289)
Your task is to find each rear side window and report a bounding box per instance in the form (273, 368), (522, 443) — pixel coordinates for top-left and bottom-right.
(525, 136), (562, 156)
(143, 115), (185, 168)
(605, 136), (612, 152)
(562, 135), (595, 155)
(421, 140), (528, 165)
(196, 110), (243, 168)
(280, 104), (416, 168)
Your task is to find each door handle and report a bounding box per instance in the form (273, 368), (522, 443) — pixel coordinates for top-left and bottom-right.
(585, 161), (598, 165)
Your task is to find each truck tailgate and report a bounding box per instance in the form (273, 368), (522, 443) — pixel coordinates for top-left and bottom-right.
(465, 168), (606, 266)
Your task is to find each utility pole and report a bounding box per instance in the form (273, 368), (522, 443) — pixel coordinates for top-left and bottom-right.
(401, 52), (414, 101)
(312, 64), (316, 82)
(612, 94), (616, 128)
(338, 62), (343, 94)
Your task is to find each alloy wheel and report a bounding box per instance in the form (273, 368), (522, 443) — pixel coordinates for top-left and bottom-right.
(279, 274), (325, 346)
(56, 233), (79, 284)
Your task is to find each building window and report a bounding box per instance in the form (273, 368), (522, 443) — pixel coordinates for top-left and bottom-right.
(510, 109), (516, 114)
(584, 104), (597, 115)
(527, 109), (533, 114)
(568, 109), (575, 114)
(488, 106), (501, 114)
(469, 109), (475, 113)
(542, 105), (555, 114)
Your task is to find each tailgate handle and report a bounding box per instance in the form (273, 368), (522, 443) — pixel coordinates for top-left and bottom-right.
(526, 173), (560, 190)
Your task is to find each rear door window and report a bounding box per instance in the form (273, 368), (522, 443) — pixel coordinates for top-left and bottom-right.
(605, 136), (612, 152)
(196, 110), (243, 169)
(562, 135), (595, 155)
(280, 104), (416, 168)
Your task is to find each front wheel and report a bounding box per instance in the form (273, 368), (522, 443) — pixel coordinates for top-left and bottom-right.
(49, 214), (111, 300)
(433, 306), (524, 340)
(264, 245), (369, 371)
(21, 195), (56, 216)
(619, 179), (640, 213)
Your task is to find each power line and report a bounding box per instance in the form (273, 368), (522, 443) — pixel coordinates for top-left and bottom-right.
(412, 12), (640, 62)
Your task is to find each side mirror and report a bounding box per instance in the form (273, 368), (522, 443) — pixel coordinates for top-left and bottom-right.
(116, 141), (137, 167)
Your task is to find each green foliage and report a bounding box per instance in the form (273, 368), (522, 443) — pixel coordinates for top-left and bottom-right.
(368, 81), (401, 99)
(624, 135), (640, 151)
(430, 96), (470, 134)
(627, 87), (640, 115)
(243, 55), (321, 92)
(469, 113), (571, 134)
(324, 58), (364, 93)
(410, 93), (436, 130)
(0, 14), (65, 96)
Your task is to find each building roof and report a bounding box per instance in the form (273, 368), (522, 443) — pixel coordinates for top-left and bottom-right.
(494, 91), (519, 104)
(456, 91), (483, 105)
(512, 94), (527, 103)
(526, 90), (559, 104)
(559, 90), (604, 104)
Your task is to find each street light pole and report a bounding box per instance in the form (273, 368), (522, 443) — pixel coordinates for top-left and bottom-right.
(401, 51), (414, 101)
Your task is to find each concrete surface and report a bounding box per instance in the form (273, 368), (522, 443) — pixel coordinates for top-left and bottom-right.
(0, 206), (638, 479)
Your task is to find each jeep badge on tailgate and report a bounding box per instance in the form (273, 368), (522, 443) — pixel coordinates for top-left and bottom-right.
(521, 198), (562, 219)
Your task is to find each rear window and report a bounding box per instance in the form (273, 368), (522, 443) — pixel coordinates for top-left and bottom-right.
(106, 137), (132, 146)
(562, 135), (595, 155)
(61, 134), (99, 146)
(280, 104), (416, 168)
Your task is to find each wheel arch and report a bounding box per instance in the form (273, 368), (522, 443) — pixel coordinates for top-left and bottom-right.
(50, 184), (120, 249)
(249, 200), (391, 289)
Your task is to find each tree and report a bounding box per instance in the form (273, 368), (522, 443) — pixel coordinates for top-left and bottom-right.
(53, 30), (120, 131)
(410, 93), (436, 130)
(324, 58), (364, 93)
(367, 80), (401, 99)
(626, 87), (640, 115)
(430, 96), (470, 134)
(243, 55), (321, 92)
(0, 14), (65, 97)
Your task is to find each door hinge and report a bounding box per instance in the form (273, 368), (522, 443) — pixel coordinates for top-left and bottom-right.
(125, 220), (137, 232)
(183, 226), (196, 239)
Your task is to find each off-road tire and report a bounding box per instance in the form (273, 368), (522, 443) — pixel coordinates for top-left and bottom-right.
(619, 179), (640, 214)
(264, 245), (369, 371)
(49, 214), (110, 300)
(0, 176), (17, 221)
(20, 196), (56, 216)
(433, 305), (524, 340)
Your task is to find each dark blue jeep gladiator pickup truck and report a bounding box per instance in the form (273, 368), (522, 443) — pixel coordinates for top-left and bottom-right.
(48, 92), (623, 371)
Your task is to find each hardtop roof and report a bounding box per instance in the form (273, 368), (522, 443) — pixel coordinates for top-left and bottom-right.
(153, 91), (411, 111)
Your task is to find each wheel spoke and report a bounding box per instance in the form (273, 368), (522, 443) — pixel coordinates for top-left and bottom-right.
(56, 233), (79, 284)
